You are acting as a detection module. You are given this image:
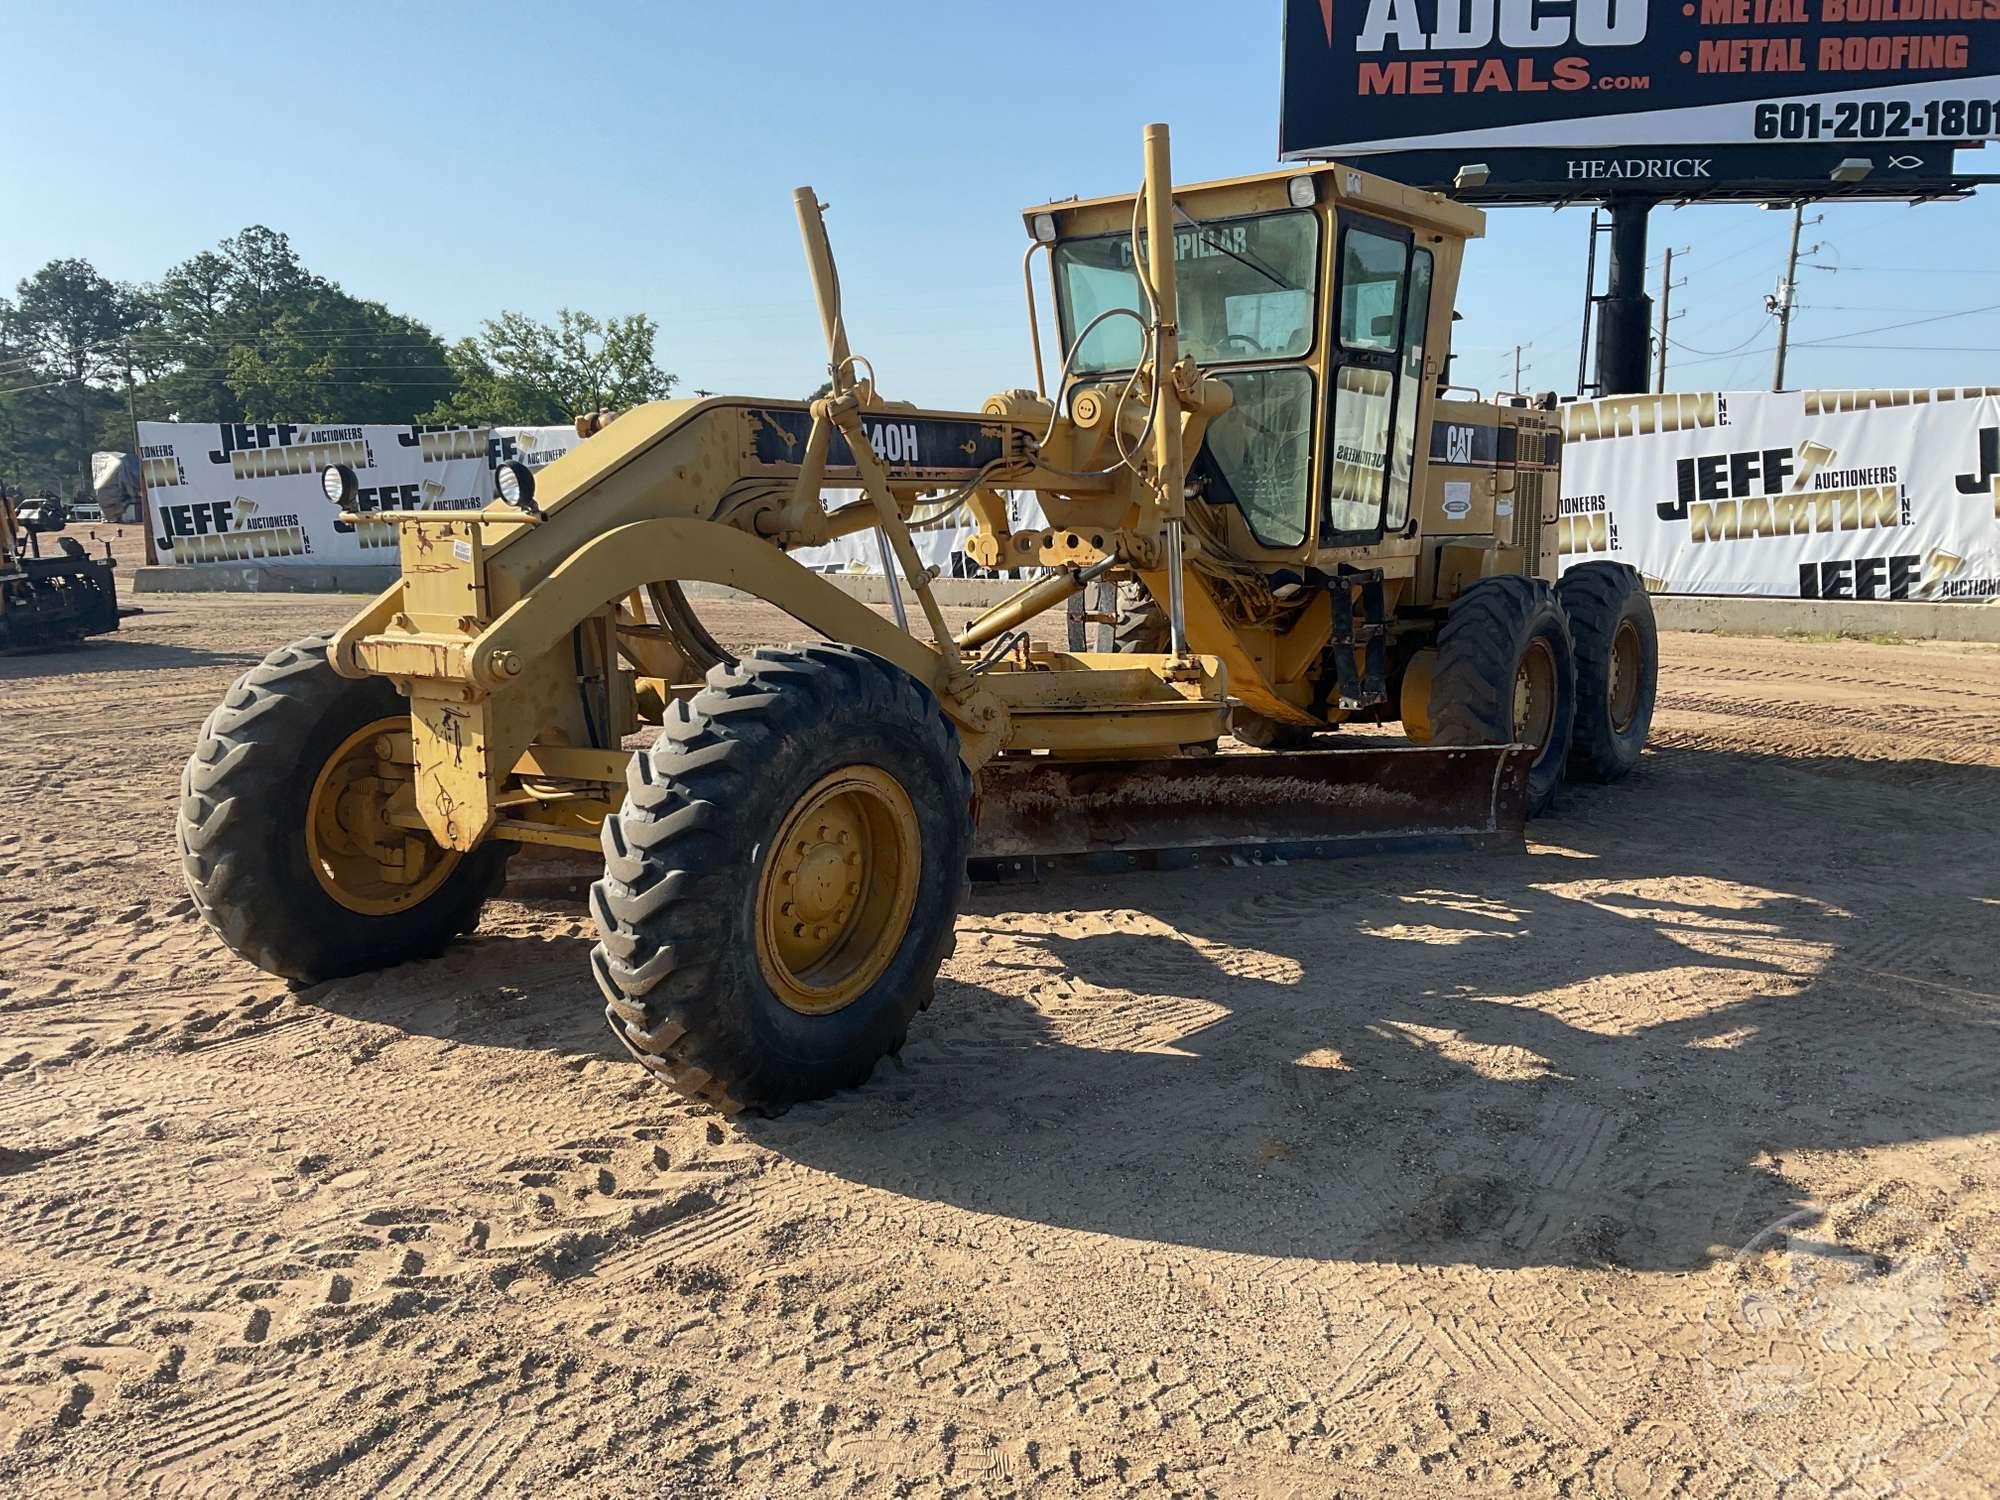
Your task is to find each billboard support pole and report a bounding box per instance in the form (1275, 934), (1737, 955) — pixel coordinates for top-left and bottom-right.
(1577, 210), (1601, 397)
(1594, 198), (1654, 396)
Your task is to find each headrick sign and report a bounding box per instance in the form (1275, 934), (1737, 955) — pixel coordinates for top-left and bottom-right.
(1280, 0), (2000, 159)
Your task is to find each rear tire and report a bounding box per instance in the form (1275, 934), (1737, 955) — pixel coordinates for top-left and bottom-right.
(591, 644), (972, 1114)
(1111, 581), (1168, 654)
(1428, 577), (1576, 816)
(178, 636), (511, 984)
(1557, 562), (1657, 783)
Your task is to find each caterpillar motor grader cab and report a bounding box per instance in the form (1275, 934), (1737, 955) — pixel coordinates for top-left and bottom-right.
(178, 125), (1656, 1114)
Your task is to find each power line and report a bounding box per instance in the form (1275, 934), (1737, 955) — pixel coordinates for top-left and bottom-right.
(1788, 341), (2000, 353)
(1673, 332), (1776, 369)
(1666, 324), (1769, 358)
(1796, 301), (2000, 344)
(1840, 264), (2000, 275)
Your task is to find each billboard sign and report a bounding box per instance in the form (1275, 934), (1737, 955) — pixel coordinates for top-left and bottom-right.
(1557, 387), (2000, 599)
(1280, 0), (2000, 159)
(140, 421), (578, 568)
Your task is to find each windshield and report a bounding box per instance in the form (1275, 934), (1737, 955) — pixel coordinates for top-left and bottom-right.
(1051, 209), (1319, 375)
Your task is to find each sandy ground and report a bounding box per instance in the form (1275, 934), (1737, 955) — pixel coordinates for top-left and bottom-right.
(2, 593), (1998, 1498)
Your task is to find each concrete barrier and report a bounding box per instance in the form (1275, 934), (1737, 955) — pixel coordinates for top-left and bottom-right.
(135, 562), (2000, 643)
(136, 563), (401, 595)
(1651, 594), (2000, 643)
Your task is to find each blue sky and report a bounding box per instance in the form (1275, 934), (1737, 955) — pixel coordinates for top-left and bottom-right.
(3, 0), (1995, 406)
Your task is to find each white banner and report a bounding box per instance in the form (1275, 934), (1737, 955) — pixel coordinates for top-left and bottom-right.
(142, 422), (488, 568)
(1557, 389), (2000, 602)
(493, 424), (582, 472)
(789, 491), (1051, 578)
(140, 418), (1045, 578)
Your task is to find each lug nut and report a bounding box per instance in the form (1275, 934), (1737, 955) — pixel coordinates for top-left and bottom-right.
(781, 901), (795, 918)
(846, 882), (860, 897)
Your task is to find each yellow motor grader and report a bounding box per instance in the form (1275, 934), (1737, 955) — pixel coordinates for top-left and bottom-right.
(179, 125), (1656, 1113)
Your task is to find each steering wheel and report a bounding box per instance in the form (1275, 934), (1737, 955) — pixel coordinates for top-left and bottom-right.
(1221, 333), (1265, 357)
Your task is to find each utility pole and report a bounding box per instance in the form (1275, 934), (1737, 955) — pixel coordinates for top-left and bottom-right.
(1654, 246), (1687, 393)
(1770, 202), (1804, 391)
(124, 348), (141, 452)
(1767, 204), (1824, 391)
(1512, 344), (1523, 394)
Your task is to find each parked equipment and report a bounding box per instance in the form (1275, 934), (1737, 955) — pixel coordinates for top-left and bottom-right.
(180, 126), (1656, 1112)
(1, 491), (121, 651)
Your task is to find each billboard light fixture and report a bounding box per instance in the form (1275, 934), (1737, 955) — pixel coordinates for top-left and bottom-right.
(1831, 157), (1875, 184)
(1454, 163), (1491, 190)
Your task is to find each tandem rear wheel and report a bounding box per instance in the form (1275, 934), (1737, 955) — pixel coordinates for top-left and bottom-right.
(591, 644), (972, 1115)
(1417, 576), (1578, 816)
(1557, 561), (1658, 784)
(1404, 569), (1659, 814)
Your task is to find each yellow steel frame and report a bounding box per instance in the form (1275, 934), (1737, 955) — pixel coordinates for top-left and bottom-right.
(319, 125), (1538, 860)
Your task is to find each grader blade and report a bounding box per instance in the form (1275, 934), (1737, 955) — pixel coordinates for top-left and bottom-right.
(970, 744), (1532, 878)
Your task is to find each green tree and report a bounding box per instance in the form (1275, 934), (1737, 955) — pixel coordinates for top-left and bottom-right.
(142, 227), (454, 425)
(423, 309), (673, 425)
(420, 337), (564, 427)
(4, 259), (145, 497)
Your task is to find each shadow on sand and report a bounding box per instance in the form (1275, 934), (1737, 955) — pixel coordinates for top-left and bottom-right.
(308, 740), (2000, 1275)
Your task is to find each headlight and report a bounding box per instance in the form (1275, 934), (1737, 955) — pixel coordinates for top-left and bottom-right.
(321, 463), (358, 509)
(494, 459), (537, 511)
(1032, 212), (1057, 244)
(1287, 174), (1316, 209)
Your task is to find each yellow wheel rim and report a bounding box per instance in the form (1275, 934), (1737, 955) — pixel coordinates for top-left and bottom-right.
(305, 716), (460, 917)
(1513, 638), (1558, 760)
(1608, 619), (1643, 733)
(755, 765), (920, 1016)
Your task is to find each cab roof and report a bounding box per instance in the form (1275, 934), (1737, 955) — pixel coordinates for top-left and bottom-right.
(1022, 160), (1484, 244)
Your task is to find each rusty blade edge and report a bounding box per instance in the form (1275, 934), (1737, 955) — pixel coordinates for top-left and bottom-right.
(970, 744), (1533, 866)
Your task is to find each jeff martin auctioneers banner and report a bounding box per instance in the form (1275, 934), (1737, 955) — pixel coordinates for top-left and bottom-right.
(140, 421), (580, 568)
(141, 416), (1047, 579)
(1558, 388), (2000, 601)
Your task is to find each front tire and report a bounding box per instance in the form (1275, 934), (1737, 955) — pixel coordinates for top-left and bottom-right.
(178, 636), (510, 984)
(1557, 562), (1657, 783)
(591, 644), (972, 1114)
(1427, 577), (1577, 816)
(1231, 708), (1320, 751)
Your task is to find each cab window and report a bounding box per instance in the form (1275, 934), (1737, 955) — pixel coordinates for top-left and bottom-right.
(1052, 211), (1320, 374)
(1338, 230), (1408, 353)
(1325, 225), (1431, 540)
(1192, 368), (1313, 549)
(1383, 249), (1433, 532)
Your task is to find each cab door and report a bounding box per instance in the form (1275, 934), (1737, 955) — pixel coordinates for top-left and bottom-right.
(1321, 216), (1435, 548)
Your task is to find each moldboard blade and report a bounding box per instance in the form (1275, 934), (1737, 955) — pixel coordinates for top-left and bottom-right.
(970, 744), (1531, 879)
